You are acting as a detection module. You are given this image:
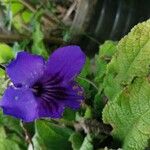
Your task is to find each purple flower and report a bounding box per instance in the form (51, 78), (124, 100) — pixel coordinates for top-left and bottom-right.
(0, 46), (86, 122)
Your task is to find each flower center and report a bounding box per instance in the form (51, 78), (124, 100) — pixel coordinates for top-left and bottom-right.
(31, 75), (68, 101)
(32, 82), (44, 97)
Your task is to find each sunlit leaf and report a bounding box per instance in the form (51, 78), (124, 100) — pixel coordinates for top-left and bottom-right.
(0, 43), (14, 63)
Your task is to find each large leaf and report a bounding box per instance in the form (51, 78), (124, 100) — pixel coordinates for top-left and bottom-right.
(32, 120), (73, 150)
(103, 78), (150, 150)
(103, 20), (150, 100)
(103, 20), (150, 150)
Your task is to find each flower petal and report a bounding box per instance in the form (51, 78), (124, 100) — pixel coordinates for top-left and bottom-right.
(62, 81), (84, 109)
(45, 46), (86, 82)
(37, 97), (64, 118)
(7, 52), (45, 87)
(0, 86), (38, 122)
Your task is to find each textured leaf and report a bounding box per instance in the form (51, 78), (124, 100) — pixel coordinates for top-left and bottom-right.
(69, 132), (84, 150)
(103, 20), (150, 100)
(103, 20), (150, 150)
(32, 120), (73, 150)
(94, 40), (117, 85)
(94, 41), (117, 117)
(103, 78), (150, 150)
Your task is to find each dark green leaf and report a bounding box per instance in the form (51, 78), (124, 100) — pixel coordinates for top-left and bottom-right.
(69, 132), (84, 150)
(33, 120), (73, 150)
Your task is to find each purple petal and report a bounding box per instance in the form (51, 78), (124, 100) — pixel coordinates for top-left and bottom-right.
(37, 97), (64, 118)
(45, 46), (86, 82)
(35, 81), (84, 118)
(0, 86), (38, 122)
(62, 81), (84, 109)
(7, 52), (45, 87)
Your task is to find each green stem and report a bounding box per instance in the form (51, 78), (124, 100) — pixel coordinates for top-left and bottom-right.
(20, 121), (34, 149)
(77, 76), (98, 91)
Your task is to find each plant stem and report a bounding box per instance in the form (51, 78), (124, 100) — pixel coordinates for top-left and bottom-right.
(0, 33), (64, 45)
(20, 121), (34, 149)
(77, 76), (99, 91)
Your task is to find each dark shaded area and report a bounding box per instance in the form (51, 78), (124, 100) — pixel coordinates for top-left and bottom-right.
(71, 0), (150, 56)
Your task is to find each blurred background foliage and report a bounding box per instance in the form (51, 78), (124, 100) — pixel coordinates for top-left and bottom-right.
(0, 0), (149, 150)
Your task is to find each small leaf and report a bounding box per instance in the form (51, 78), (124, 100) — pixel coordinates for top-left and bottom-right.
(80, 134), (93, 150)
(69, 132), (84, 150)
(32, 23), (48, 58)
(94, 40), (117, 85)
(22, 11), (33, 23)
(84, 106), (93, 119)
(0, 43), (14, 63)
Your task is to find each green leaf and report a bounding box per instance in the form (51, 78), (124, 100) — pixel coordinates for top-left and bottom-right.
(0, 126), (21, 150)
(93, 41), (117, 117)
(22, 11), (33, 23)
(80, 134), (93, 150)
(0, 43), (14, 63)
(84, 106), (93, 119)
(77, 57), (91, 93)
(63, 108), (76, 121)
(0, 78), (8, 97)
(103, 78), (150, 150)
(7, 133), (27, 149)
(11, 2), (24, 15)
(0, 69), (5, 77)
(0, 111), (23, 136)
(94, 40), (117, 85)
(69, 132), (84, 150)
(103, 20), (150, 150)
(103, 20), (150, 100)
(32, 23), (48, 58)
(33, 120), (73, 150)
